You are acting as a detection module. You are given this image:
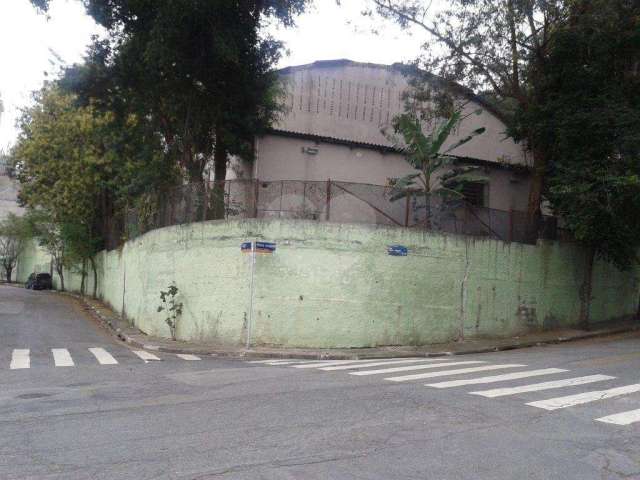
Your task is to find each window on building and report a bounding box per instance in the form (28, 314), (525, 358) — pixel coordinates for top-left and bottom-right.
(461, 182), (486, 207)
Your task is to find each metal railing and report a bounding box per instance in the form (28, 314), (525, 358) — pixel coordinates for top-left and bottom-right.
(123, 179), (563, 247)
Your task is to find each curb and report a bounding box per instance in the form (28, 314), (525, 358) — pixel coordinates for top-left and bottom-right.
(64, 291), (640, 360)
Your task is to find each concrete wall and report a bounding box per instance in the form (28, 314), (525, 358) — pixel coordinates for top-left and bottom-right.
(17, 219), (639, 348)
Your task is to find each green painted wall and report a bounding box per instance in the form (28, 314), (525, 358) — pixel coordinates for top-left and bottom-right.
(17, 220), (640, 348)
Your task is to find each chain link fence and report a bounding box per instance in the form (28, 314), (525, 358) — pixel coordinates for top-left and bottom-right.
(123, 179), (564, 247)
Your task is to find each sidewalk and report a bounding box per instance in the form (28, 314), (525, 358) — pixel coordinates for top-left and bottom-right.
(70, 292), (640, 360)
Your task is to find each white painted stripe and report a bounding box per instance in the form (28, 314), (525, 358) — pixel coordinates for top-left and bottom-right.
(471, 374), (615, 398)
(10, 349), (29, 369)
(596, 409), (640, 426)
(176, 354), (201, 361)
(247, 359), (287, 363)
(247, 359), (312, 364)
(89, 347), (118, 365)
(385, 364), (526, 382)
(350, 361), (486, 376)
(52, 348), (74, 367)
(527, 384), (640, 411)
(132, 350), (161, 362)
(293, 359), (418, 369)
(263, 361), (302, 365)
(321, 359), (441, 371)
(425, 368), (568, 388)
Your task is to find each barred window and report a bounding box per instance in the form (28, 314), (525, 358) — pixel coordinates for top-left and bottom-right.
(462, 182), (486, 207)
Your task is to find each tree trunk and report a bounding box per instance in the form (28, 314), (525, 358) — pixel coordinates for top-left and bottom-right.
(184, 146), (204, 184)
(526, 147), (546, 242)
(424, 192), (431, 230)
(90, 256), (98, 298)
(5, 266), (11, 283)
(56, 264), (65, 292)
(80, 258), (87, 296)
(211, 138), (228, 220)
(579, 248), (595, 329)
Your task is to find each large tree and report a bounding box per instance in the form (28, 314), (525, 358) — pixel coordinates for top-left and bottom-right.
(511, 0), (640, 322)
(367, 0), (567, 232)
(14, 85), (174, 294)
(34, 0), (308, 186)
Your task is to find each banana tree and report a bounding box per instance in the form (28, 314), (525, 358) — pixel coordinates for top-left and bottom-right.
(387, 110), (487, 227)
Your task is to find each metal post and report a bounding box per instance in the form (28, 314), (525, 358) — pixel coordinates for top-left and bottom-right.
(169, 190), (175, 226)
(254, 179), (259, 218)
(246, 241), (256, 349)
(508, 209), (514, 243)
(325, 179), (331, 221)
(404, 192), (411, 227)
(202, 183), (209, 221)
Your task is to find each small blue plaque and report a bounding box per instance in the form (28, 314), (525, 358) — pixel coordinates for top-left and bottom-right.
(388, 245), (408, 256)
(241, 241), (276, 254)
(255, 241), (276, 254)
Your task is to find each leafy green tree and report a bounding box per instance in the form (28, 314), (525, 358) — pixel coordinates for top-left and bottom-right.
(512, 0), (640, 323)
(14, 85), (174, 294)
(367, 0), (567, 230)
(35, 0), (308, 190)
(25, 210), (69, 291)
(386, 110), (486, 227)
(0, 213), (32, 283)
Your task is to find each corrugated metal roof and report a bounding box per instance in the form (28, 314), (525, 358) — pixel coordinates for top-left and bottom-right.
(270, 60), (528, 167)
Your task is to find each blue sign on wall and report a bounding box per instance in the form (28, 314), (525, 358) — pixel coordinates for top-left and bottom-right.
(255, 241), (276, 254)
(241, 241), (276, 254)
(387, 245), (408, 256)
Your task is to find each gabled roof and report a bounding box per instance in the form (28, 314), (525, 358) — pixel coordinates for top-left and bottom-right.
(271, 59), (527, 166)
(277, 59), (508, 124)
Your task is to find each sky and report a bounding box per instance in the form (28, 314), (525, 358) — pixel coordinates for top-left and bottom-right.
(0, 0), (429, 148)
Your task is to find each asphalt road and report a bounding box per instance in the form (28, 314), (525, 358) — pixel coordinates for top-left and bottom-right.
(1, 285), (639, 480)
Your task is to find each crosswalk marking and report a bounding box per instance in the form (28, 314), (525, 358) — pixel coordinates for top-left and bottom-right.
(470, 374), (615, 398)
(262, 360), (302, 365)
(89, 347), (119, 365)
(247, 359), (291, 364)
(10, 349), (30, 369)
(527, 384), (640, 411)
(385, 364), (526, 382)
(596, 409), (640, 426)
(292, 359), (421, 369)
(4, 347), (215, 368)
(320, 359), (442, 371)
(425, 368), (568, 388)
(52, 348), (74, 367)
(176, 354), (201, 361)
(132, 350), (161, 362)
(349, 361), (486, 376)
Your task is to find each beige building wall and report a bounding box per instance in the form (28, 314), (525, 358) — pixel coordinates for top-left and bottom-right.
(275, 61), (530, 167)
(253, 133), (530, 212)
(227, 60), (533, 215)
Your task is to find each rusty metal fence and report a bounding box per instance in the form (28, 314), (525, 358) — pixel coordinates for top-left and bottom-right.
(123, 179), (563, 246)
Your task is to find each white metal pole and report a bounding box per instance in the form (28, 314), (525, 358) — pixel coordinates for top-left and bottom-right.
(246, 240), (256, 349)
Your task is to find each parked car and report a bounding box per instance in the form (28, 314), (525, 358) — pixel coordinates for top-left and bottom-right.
(25, 273), (53, 290)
